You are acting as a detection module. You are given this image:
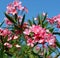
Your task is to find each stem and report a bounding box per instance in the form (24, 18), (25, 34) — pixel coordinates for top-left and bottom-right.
(0, 36), (4, 58)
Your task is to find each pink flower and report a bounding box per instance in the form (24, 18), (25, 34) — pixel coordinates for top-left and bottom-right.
(13, 0), (22, 7)
(47, 14), (60, 29)
(17, 5), (24, 10)
(5, 18), (12, 25)
(2, 29), (11, 37)
(7, 3), (13, 11)
(27, 39), (34, 47)
(7, 36), (12, 41)
(23, 29), (31, 35)
(4, 42), (12, 48)
(10, 7), (17, 15)
(0, 28), (3, 36)
(57, 24), (60, 28)
(23, 7), (28, 13)
(6, 6), (17, 15)
(48, 35), (56, 46)
(18, 15), (23, 19)
(38, 38), (45, 44)
(47, 18), (54, 24)
(30, 25), (42, 34)
(24, 25), (56, 47)
(13, 35), (18, 40)
(6, 0), (28, 15)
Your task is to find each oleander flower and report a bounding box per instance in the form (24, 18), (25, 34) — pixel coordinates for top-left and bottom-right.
(4, 42), (12, 48)
(6, 0), (28, 15)
(1, 28), (12, 37)
(24, 25), (56, 47)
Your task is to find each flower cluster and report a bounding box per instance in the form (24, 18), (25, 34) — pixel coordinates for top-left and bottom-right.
(24, 25), (56, 47)
(6, 0), (28, 15)
(0, 28), (20, 48)
(47, 14), (60, 28)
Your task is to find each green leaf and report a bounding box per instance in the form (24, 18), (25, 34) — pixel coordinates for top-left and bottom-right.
(29, 54), (35, 58)
(12, 55), (16, 58)
(42, 13), (47, 23)
(37, 15), (42, 26)
(47, 27), (54, 33)
(56, 39), (60, 48)
(43, 21), (48, 28)
(33, 46), (40, 54)
(48, 46), (57, 54)
(28, 20), (33, 26)
(3, 53), (8, 58)
(14, 24), (22, 30)
(5, 13), (16, 24)
(14, 14), (18, 20)
(53, 32), (60, 35)
(20, 14), (25, 27)
(38, 15), (41, 25)
(0, 20), (4, 27)
(33, 18), (36, 25)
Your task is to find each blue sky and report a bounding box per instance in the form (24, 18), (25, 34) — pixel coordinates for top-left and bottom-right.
(0, 0), (60, 41)
(0, 0), (60, 21)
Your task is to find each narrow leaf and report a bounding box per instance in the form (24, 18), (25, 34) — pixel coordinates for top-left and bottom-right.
(5, 13), (16, 24)
(33, 18), (36, 25)
(0, 20), (4, 27)
(21, 14), (25, 27)
(42, 13), (47, 23)
(56, 39), (60, 48)
(28, 20), (32, 26)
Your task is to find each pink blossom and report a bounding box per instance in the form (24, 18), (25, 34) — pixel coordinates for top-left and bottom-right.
(57, 24), (60, 28)
(47, 14), (60, 28)
(18, 15), (23, 19)
(30, 25), (42, 34)
(7, 36), (12, 41)
(27, 39), (34, 47)
(23, 29), (31, 35)
(24, 25), (56, 47)
(48, 35), (56, 46)
(4, 42), (12, 48)
(13, 0), (22, 7)
(38, 38), (45, 44)
(6, 6), (17, 15)
(17, 5), (24, 10)
(5, 18), (12, 25)
(47, 18), (54, 24)
(0, 28), (3, 36)
(13, 35), (18, 40)
(7, 3), (13, 11)
(10, 7), (17, 15)
(23, 7), (28, 13)
(2, 29), (11, 37)
(6, 0), (28, 15)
